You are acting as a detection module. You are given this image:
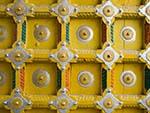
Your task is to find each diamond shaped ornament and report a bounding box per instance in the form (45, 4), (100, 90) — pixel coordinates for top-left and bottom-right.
(96, 43), (121, 69)
(5, 41), (31, 70)
(6, 0), (34, 23)
(96, 0), (122, 25)
(50, 0), (78, 23)
(138, 1), (150, 23)
(139, 91), (150, 111)
(139, 46), (150, 68)
(96, 89), (122, 113)
(3, 88), (32, 113)
(49, 88), (77, 113)
(49, 42), (78, 70)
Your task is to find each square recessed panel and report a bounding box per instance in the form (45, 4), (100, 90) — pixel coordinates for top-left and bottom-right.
(26, 18), (60, 49)
(113, 19), (143, 50)
(70, 18), (102, 50)
(112, 63), (144, 95)
(0, 0), (148, 113)
(0, 62), (14, 95)
(24, 62), (57, 95)
(70, 63), (101, 95)
(27, 0), (57, 5)
(0, 17), (16, 49)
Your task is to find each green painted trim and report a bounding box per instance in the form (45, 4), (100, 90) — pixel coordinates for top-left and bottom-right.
(57, 69), (61, 90)
(22, 21), (26, 43)
(66, 23), (70, 43)
(102, 68), (107, 92)
(145, 66), (150, 91)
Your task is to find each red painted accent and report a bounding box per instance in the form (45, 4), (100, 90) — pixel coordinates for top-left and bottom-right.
(20, 67), (25, 90)
(102, 21), (107, 44)
(111, 69), (114, 88)
(65, 67), (70, 91)
(145, 22), (150, 45)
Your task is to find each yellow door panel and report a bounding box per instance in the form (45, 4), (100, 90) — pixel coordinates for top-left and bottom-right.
(24, 62), (57, 95)
(113, 19), (143, 50)
(0, 0), (149, 113)
(112, 63), (144, 95)
(70, 63), (101, 95)
(70, 18), (102, 49)
(26, 18), (60, 49)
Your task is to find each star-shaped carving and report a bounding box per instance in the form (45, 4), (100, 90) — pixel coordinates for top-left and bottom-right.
(96, 0), (122, 25)
(6, 0), (34, 23)
(96, 43), (122, 69)
(50, 0), (78, 23)
(3, 88), (32, 113)
(49, 88), (77, 113)
(139, 91), (150, 111)
(96, 89), (122, 113)
(138, 1), (150, 24)
(49, 42), (78, 70)
(139, 46), (150, 68)
(5, 41), (32, 70)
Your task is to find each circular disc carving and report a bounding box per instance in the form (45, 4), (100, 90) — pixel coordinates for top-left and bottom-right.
(57, 50), (69, 62)
(32, 69), (50, 87)
(10, 97), (23, 109)
(121, 26), (136, 42)
(34, 25), (50, 42)
(58, 5), (69, 16)
(120, 71), (136, 87)
(14, 3), (26, 16)
(103, 98), (114, 108)
(78, 71), (94, 87)
(103, 50), (115, 62)
(103, 5), (114, 17)
(76, 25), (93, 43)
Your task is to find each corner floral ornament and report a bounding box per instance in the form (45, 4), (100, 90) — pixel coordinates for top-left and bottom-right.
(50, 0), (78, 23)
(96, 42), (123, 70)
(139, 45), (150, 68)
(3, 88), (32, 113)
(49, 88), (77, 113)
(139, 90), (150, 112)
(49, 42), (78, 70)
(96, 0), (122, 25)
(6, 0), (34, 23)
(96, 89), (123, 113)
(138, 1), (150, 24)
(5, 41), (32, 70)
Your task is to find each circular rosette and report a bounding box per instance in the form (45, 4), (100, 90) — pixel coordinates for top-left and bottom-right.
(78, 71), (94, 87)
(34, 25), (50, 42)
(120, 71), (136, 87)
(76, 25), (93, 43)
(32, 69), (50, 88)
